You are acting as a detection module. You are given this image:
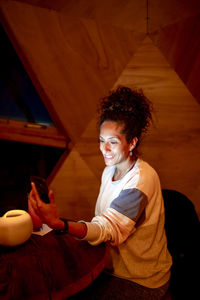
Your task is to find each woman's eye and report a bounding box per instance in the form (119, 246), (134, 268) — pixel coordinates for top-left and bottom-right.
(100, 140), (104, 143)
(111, 141), (117, 145)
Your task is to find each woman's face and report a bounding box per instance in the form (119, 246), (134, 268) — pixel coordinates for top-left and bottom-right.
(99, 121), (133, 168)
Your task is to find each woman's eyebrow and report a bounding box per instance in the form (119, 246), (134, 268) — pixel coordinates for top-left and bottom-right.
(99, 135), (120, 140)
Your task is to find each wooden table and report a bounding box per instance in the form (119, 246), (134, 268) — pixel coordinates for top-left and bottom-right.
(0, 231), (108, 300)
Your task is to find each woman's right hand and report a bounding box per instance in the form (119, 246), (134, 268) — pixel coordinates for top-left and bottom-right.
(28, 182), (63, 230)
(29, 183), (88, 238)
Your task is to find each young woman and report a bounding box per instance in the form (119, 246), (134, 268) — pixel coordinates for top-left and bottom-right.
(29, 86), (172, 299)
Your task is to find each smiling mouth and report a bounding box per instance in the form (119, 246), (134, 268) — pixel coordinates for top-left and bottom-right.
(104, 155), (113, 160)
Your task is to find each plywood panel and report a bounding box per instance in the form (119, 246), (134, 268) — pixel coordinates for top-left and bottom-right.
(60, 0), (146, 31)
(13, 0), (67, 10)
(75, 117), (105, 180)
(148, 0), (200, 32)
(150, 14), (200, 105)
(14, 0), (147, 32)
(49, 149), (100, 221)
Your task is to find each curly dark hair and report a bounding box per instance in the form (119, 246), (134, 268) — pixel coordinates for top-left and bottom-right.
(98, 86), (153, 145)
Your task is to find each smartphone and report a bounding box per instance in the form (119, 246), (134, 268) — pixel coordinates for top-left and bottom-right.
(30, 176), (50, 204)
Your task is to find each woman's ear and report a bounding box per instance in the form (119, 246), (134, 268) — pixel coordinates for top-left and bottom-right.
(129, 137), (138, 151)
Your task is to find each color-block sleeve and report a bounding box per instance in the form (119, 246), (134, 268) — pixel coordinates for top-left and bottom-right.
(110, 188), (147, 222)
(81, 188), (147, 246)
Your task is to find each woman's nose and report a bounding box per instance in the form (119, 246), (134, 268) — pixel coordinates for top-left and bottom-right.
(104, 142), (111, 152)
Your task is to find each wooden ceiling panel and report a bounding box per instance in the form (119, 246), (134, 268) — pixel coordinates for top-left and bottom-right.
(8, 0), (67, 11)
(60, 0), (147, 31)
(75, 117), (104, 180)
(150, 14), (200, 105)
(11, 0), (147, 31)
(59, 17), (145, 77)
(49, 148), (100, 221)
(149, 0), (200, 32)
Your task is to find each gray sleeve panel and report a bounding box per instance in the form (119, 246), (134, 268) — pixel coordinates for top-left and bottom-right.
(110, 188), (147, 221)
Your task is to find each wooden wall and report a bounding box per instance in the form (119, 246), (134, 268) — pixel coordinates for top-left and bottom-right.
(0, 0), (200, 220)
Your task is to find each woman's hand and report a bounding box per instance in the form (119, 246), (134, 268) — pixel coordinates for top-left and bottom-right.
(28, 182), (62, 230)
(29, 182), (88, 238)
(28, 196), (43, 231)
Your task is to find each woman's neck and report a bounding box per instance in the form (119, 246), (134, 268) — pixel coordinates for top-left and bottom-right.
(113, 157), (137, 181)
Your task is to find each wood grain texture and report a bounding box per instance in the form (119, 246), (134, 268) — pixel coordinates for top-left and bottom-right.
(148, 0), (200, 32)
(13, 0), (147, 31)
(75, 117), (105, 179)
(12, 0), (67, 11)
(150, 14), (200, 105)
(49, 149), (100, 221)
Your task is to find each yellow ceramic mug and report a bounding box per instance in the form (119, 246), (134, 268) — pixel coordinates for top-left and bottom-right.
(0, 210), (33, 246)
